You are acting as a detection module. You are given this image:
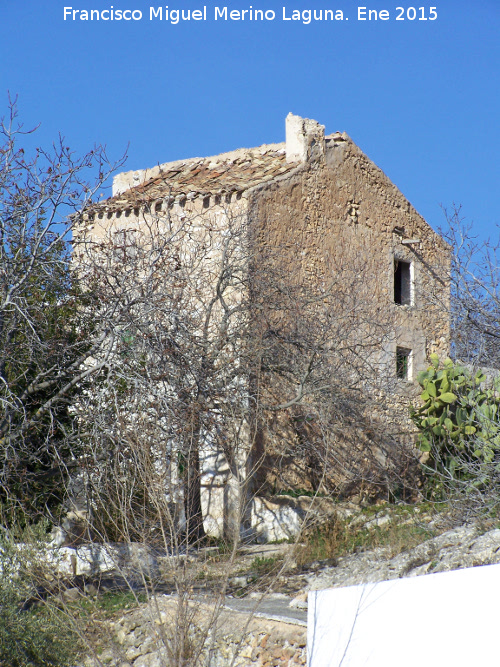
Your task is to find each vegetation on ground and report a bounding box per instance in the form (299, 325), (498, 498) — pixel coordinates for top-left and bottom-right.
(0, 535), (81, 667)
(295, 505), (440, 567)
(411, 354), (500, 497)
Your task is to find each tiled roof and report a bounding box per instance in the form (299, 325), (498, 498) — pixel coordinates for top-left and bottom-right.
(98, 143), (299, 212)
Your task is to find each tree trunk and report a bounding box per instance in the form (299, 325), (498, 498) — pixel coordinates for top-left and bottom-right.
(182, 427), (206, 544)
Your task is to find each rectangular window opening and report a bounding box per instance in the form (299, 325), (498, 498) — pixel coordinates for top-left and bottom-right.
(394, 259), (412, 305)
(396, 347), (411, 380)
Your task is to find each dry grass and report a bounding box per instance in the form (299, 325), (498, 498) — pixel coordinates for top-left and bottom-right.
(295, 505), (442, 567)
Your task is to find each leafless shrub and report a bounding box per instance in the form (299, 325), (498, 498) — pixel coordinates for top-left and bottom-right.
(0, 96), (126, 520)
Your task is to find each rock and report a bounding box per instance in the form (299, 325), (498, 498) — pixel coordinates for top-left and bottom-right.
(88, 648), (115, 665)
(61, 587), (81, 602)
(365, 514), (391, 528)
(49, 526), (66, 548)
(289, 592), (308, 610)
(116, 628), (128, 646)
(97, 596), (308, 667)
(124, 645), (142, 661)
(134, 650), (164, 667)
(239, 644), (254, 659)
(251, 495), (338, 543)
(229, 575), (250, 588)
(153, 610), (168, 625)
(61, 511), (90, 546)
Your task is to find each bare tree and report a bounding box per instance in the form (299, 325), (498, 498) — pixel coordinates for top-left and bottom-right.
(0, 97), (125, 519)
(246, 240), (410, 502)
(72, 180), (413, 553)
(442, 207), (500, 367)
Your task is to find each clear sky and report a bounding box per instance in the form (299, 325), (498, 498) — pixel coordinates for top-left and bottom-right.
(0, 1), (498, 239)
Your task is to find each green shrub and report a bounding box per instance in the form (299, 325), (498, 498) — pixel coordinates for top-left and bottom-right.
(410, 355), (500, 489)
(0, 534), (80, 667)
(250, 555), (282, 575)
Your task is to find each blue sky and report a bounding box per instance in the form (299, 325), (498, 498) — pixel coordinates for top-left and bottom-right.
(0, 1), (498, 238)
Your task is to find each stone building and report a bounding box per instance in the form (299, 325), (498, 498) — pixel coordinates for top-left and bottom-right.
(110, 113), (449, 368)
(80, 114), (450, 539)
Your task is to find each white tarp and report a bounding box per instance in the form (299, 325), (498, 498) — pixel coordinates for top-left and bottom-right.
(308, 563), (500, 666)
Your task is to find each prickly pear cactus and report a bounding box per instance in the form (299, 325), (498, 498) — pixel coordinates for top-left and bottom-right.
(410, 354), (500, 481)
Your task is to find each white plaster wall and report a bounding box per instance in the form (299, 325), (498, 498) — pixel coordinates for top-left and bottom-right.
(308, 563), (500, 666)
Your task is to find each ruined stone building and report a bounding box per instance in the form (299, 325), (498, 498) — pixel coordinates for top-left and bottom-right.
(79, 114), (450, 539)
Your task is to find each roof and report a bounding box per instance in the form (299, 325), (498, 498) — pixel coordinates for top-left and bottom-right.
(95, 143), (300, 214)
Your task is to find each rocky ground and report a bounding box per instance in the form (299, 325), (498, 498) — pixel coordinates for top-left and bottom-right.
(77, 504), (500, 666)
(87, 598), (307, 667)
(287, 508), (500, 597)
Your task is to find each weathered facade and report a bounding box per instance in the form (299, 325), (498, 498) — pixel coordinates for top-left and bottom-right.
(108, 113), (449, 366)
(80, 114), (450, 539)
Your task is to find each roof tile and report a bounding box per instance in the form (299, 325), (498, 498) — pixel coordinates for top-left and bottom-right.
(93, 143), (298, 213)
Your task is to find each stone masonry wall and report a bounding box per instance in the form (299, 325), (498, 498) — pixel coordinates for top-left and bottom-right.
(246, 131), (450, 495)
(248, 131), (450, 368)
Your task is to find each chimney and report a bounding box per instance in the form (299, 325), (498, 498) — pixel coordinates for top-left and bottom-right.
(286, 113), (325, 163)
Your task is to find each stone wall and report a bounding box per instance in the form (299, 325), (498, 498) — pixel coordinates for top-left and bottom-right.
(84, 596), (306, 667)
(249, 130), (450, 370)
(244, 129), (450, 498)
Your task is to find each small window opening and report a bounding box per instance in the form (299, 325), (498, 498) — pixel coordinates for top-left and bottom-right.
(394, 259), (412, 305)
(396, 347), (411, 380)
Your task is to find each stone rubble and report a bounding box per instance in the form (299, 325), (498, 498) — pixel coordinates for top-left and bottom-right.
(83, 596), (306, 667)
